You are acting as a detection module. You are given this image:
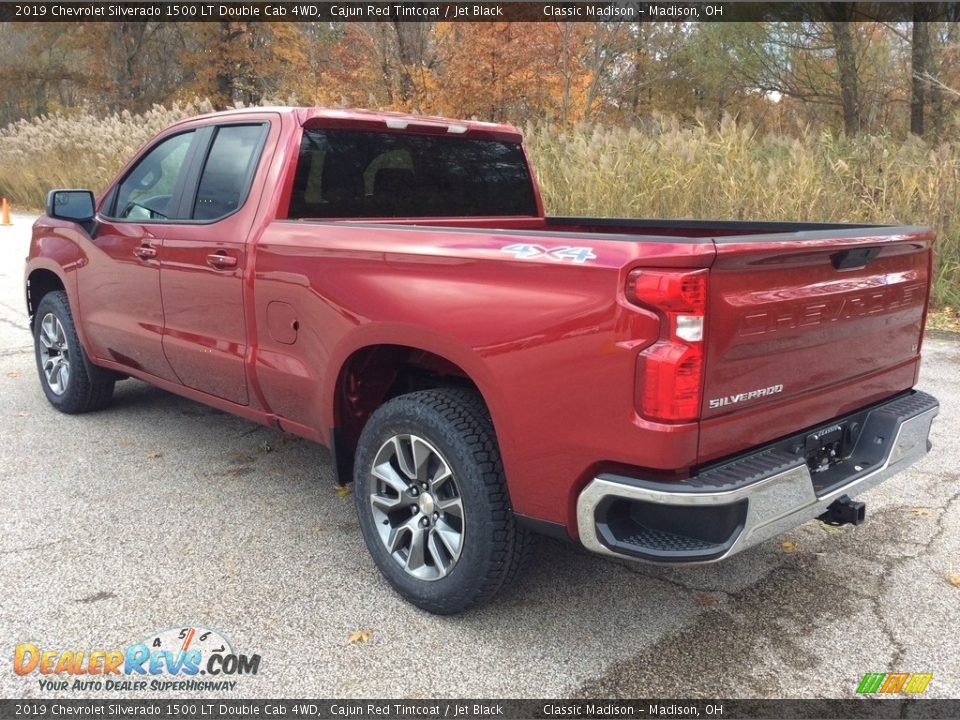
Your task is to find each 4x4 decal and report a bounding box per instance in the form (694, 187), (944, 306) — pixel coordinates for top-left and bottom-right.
(500, 243), (597, 264)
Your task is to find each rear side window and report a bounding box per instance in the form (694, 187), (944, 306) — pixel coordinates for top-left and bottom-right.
(111, 131), (196, 220)
(288, 129), (537, 218)
(193, 124), (266, 221)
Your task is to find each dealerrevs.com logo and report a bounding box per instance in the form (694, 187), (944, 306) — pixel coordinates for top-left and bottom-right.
(13, 626), (261, 692)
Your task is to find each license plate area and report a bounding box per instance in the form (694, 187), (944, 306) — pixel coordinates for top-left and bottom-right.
(789, 397), (917, 497)
(801, 398), (917, 497)
(802, 415), (882, 496)
(803, 420), (873, 495)
(804, 422), (857, 474)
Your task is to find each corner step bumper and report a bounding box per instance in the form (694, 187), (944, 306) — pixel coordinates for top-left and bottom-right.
(576, 390), (939, 564)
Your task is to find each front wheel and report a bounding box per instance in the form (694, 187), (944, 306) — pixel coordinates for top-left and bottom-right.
(33, 291), (114, 413)
(353, 388), (531, 614)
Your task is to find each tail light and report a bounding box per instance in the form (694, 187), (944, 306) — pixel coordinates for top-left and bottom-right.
(627, 269), (708, 422)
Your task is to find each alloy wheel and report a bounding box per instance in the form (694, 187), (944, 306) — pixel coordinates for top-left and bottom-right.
(38, 313), (70, 395)
(368, 434), (465, 581)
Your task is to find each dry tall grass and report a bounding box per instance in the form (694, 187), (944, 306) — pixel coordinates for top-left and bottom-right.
(0, 102), (210, 208)
(1, 107), (957, 304)
(527, 117), (960, 306)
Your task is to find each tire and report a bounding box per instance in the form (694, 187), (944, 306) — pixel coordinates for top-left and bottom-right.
(33, 291), (115, 414)
(353, 388), (532, 614)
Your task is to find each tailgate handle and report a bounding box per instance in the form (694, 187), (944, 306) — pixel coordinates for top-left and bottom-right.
(832, 246), (881, 270)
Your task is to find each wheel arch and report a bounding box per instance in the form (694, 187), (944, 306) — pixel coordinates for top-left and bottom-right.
(25, 266), (68, 329)
(328, 340), (509, 488)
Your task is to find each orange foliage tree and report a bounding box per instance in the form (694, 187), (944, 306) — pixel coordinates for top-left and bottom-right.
(426, 23), (592, 125)
(180, 22), (312, 107)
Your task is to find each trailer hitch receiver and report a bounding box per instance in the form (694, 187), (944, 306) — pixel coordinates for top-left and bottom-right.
(818, 494), (866, 526)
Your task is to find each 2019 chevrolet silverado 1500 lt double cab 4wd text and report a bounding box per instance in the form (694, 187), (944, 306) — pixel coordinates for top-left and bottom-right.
(27, 107), (939, 613)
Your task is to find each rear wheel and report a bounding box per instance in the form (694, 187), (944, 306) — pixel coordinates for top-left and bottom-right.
(33, 291), (114, 413)
(353, 388), (531, 614)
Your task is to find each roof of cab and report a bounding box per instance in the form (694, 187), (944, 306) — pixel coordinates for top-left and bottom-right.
(170, 106), (523, 142)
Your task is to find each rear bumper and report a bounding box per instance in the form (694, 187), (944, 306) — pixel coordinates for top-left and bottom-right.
(576, 390), (939, 564)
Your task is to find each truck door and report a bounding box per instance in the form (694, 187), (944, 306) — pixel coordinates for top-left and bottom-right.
(81, 129), (200, 382)
(159, 122), (270, 406)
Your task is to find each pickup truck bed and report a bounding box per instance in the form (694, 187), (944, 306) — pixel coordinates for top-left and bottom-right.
(26, 106), (938, 613)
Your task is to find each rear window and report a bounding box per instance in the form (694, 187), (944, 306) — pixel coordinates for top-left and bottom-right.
(288, 129), (537, 218)
(193, 124), (266, 221)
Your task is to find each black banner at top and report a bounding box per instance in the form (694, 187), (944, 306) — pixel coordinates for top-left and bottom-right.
(1, 1), (959, 23)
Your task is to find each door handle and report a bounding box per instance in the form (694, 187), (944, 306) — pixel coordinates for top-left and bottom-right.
(133, 245), (157, 260)
(207, 252), (238, 269)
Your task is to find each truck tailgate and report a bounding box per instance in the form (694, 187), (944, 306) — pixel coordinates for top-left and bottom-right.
(698, 227), (933, 463)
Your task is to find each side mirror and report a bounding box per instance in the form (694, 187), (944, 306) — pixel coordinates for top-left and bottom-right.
(47, 190), (95, 223)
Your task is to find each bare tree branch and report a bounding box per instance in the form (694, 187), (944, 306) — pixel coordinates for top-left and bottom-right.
(917, 70), (960, 98)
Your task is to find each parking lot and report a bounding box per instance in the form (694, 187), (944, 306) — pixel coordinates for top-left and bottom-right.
(1, 213), (958, 700)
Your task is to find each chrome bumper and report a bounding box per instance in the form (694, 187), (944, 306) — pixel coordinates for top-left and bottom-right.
(577, 391), (939, 564)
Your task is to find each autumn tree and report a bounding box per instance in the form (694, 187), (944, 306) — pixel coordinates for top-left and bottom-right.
(0, 23), (86, 121)
(715, 19), (905, 134)
(179, 22), (312, 107)
(823, 5), (861, 132)
(391, 21), (433, 107)
(322, 22), (439, 110)
(0, 17), (958, 140)
(577, 22), (633, 123)
(428, 23), (593, 124)
(0, 21), (187, 119)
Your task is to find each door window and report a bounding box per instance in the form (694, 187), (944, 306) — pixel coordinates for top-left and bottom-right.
(110, 131), (196, 221)
(192, 124), (266, 221)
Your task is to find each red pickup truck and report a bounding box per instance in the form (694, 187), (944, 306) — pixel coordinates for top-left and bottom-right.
(26, 107), (939, 613)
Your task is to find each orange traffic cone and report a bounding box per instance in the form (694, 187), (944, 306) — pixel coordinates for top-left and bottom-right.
(1, 198), (11, 226)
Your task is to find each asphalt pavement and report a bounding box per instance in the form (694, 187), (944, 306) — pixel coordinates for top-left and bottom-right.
(0, 213), (958, 699)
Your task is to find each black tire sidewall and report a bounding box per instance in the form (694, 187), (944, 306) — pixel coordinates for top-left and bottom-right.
(354, 393), (507, 613)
